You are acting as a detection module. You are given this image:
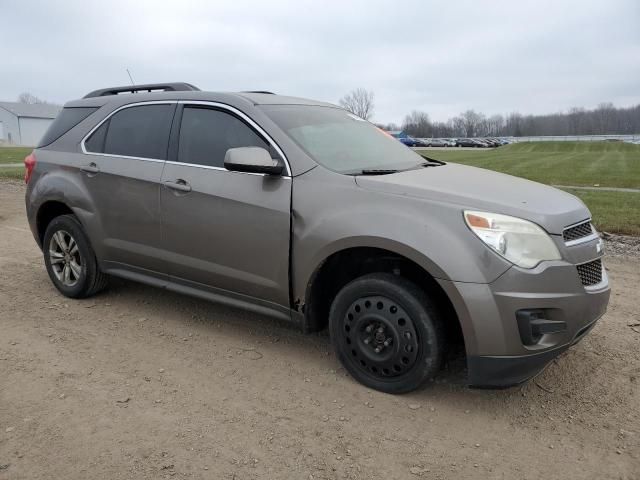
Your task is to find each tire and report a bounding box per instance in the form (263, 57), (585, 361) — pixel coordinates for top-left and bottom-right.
(43, 214), (107, 298)
(329, 273), (444, 394)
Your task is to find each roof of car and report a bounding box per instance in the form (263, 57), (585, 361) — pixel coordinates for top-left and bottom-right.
(65, 89), (336, 110)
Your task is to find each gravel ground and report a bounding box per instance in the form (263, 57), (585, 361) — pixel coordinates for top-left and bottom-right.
(603, 233), (640, 258)
(1, 179), (639, 479)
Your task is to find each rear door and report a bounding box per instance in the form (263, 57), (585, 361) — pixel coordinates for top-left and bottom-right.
(81, 102), (176, 275)
(159, 103), (291, 307)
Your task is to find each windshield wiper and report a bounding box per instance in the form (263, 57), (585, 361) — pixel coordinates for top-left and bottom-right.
(418, 156), (446, 166)
(354, 159), (445, 175)
(358, 169), (400, 175)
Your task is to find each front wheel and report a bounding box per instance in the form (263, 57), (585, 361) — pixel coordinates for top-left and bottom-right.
(329, 273), (444, 393)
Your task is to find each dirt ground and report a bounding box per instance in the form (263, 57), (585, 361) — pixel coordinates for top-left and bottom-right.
(1, 179), (638, 480)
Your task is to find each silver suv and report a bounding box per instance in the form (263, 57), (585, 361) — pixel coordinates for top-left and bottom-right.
(24, 83), (610, 393)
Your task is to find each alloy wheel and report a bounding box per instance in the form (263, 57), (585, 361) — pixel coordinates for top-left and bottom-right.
(48, 230), (82, 287)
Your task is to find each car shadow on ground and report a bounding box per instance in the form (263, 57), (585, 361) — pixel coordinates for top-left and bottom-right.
(99, 277), (488, 391)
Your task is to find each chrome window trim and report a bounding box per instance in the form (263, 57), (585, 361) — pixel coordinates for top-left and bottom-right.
(80, 99), (292, 177)
(164, 160), (291, 179)
(80, 100), (177, 163)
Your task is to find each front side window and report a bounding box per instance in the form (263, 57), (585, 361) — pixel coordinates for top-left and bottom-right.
(85, 104), (175, 159)
(177, 106), (269, 168)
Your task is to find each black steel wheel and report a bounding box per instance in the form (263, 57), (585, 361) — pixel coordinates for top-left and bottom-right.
(329, 273), (444, 394)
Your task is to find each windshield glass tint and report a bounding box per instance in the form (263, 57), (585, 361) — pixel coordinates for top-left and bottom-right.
(260, 105), (424, 174)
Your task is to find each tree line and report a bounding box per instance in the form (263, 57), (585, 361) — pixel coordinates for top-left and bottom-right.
(339, 89), (640, 137)
(18, 88), (640, 137)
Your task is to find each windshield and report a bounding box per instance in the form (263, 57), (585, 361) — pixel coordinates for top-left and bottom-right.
(260, 105), (428, 174)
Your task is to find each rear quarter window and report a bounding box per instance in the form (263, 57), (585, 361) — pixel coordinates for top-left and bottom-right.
(84, 120), (109, 153)
(37, 107), (98, 147)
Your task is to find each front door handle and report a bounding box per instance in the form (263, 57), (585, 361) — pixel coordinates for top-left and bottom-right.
(164, 179), (192, 193)
(80, 162), (100, 174)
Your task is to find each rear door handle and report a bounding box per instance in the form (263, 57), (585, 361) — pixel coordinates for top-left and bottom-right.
(164, 179), (192, 193)
(80, 162), (100, 174)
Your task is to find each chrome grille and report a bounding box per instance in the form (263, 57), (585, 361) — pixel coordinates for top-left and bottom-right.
(576, 259), (603, 287)
(563, 221), (593, 243)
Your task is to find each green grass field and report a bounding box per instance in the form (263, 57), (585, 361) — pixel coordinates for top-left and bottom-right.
(562, 188), (640, 235)
(420, 141), (640, 188)
(0, 147), (31, 181)
(420, 142), (640, 235)
(0, 146), (32, 165)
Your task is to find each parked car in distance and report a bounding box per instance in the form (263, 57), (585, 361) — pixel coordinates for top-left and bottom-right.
(399, 136), (425, 147)
(420, 138), (449, 147)
(455, 138), (482, 147)
(24, 82), (610, 393)
(481, 138), (500, 147)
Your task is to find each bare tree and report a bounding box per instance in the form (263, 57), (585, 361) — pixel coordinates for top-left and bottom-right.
(339, 88), (375, 120)
(450, 116), (466, 136)
(459, 110), (485, 137)
(402, 111), (432, 137)
(486, 114), (505, 136)
(375, 122), (400, 131)
(18, 92), (47, 104)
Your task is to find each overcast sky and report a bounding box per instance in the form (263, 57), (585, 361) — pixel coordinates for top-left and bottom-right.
(1, 0), (638, 124)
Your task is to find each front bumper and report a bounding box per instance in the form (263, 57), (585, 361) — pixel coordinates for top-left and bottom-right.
(467, 315), (601, 387)
(437, 251), (610, 388)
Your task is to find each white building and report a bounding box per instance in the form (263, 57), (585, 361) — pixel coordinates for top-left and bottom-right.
(0, 102), (61, 146)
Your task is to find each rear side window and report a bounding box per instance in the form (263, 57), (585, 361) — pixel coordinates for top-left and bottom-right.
(38, 107), (97, 147)
(85, 104), (175, 160)
(178, 106), (269, 168)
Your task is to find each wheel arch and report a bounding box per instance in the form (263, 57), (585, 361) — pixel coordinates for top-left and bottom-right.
(27, 167), (100, 252)
(300, 245), (465, 357)
(36, 200), (75, 245)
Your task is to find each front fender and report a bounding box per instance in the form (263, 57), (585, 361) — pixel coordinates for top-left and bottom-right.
(291, 167), (512, 304)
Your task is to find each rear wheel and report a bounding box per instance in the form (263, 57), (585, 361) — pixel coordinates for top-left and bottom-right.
(43, 214), (107, 298)
(329, 273), (444, 393)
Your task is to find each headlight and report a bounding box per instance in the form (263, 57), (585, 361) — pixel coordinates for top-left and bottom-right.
(464, 211), (561, 268)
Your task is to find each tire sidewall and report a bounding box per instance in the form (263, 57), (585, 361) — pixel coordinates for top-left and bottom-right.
(43, 215), (96, 298)
(329, 273), (442, 394)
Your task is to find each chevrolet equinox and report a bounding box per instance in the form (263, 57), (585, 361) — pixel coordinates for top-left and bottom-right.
(24, 83), (610, 393)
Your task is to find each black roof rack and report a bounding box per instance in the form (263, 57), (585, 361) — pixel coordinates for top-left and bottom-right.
(242, 90), (275, 95)
(83, 82), (200, 98)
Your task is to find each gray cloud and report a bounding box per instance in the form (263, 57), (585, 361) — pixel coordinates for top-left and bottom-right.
(1, 0), (638, 123)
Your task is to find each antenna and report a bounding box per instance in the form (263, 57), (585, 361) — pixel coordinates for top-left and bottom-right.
(126, 68), (135, 86)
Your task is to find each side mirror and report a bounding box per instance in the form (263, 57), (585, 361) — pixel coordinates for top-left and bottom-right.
(224, 147), (284, 175)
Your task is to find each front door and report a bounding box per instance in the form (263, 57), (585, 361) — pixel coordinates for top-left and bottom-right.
(160, 104), (291, 307)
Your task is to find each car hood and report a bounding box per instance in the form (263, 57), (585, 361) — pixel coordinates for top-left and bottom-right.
(355, 163), (589, 234)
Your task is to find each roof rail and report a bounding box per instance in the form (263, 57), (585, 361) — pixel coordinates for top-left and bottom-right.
(242, 90), (275, 95)
(83, 82), (200, 98)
